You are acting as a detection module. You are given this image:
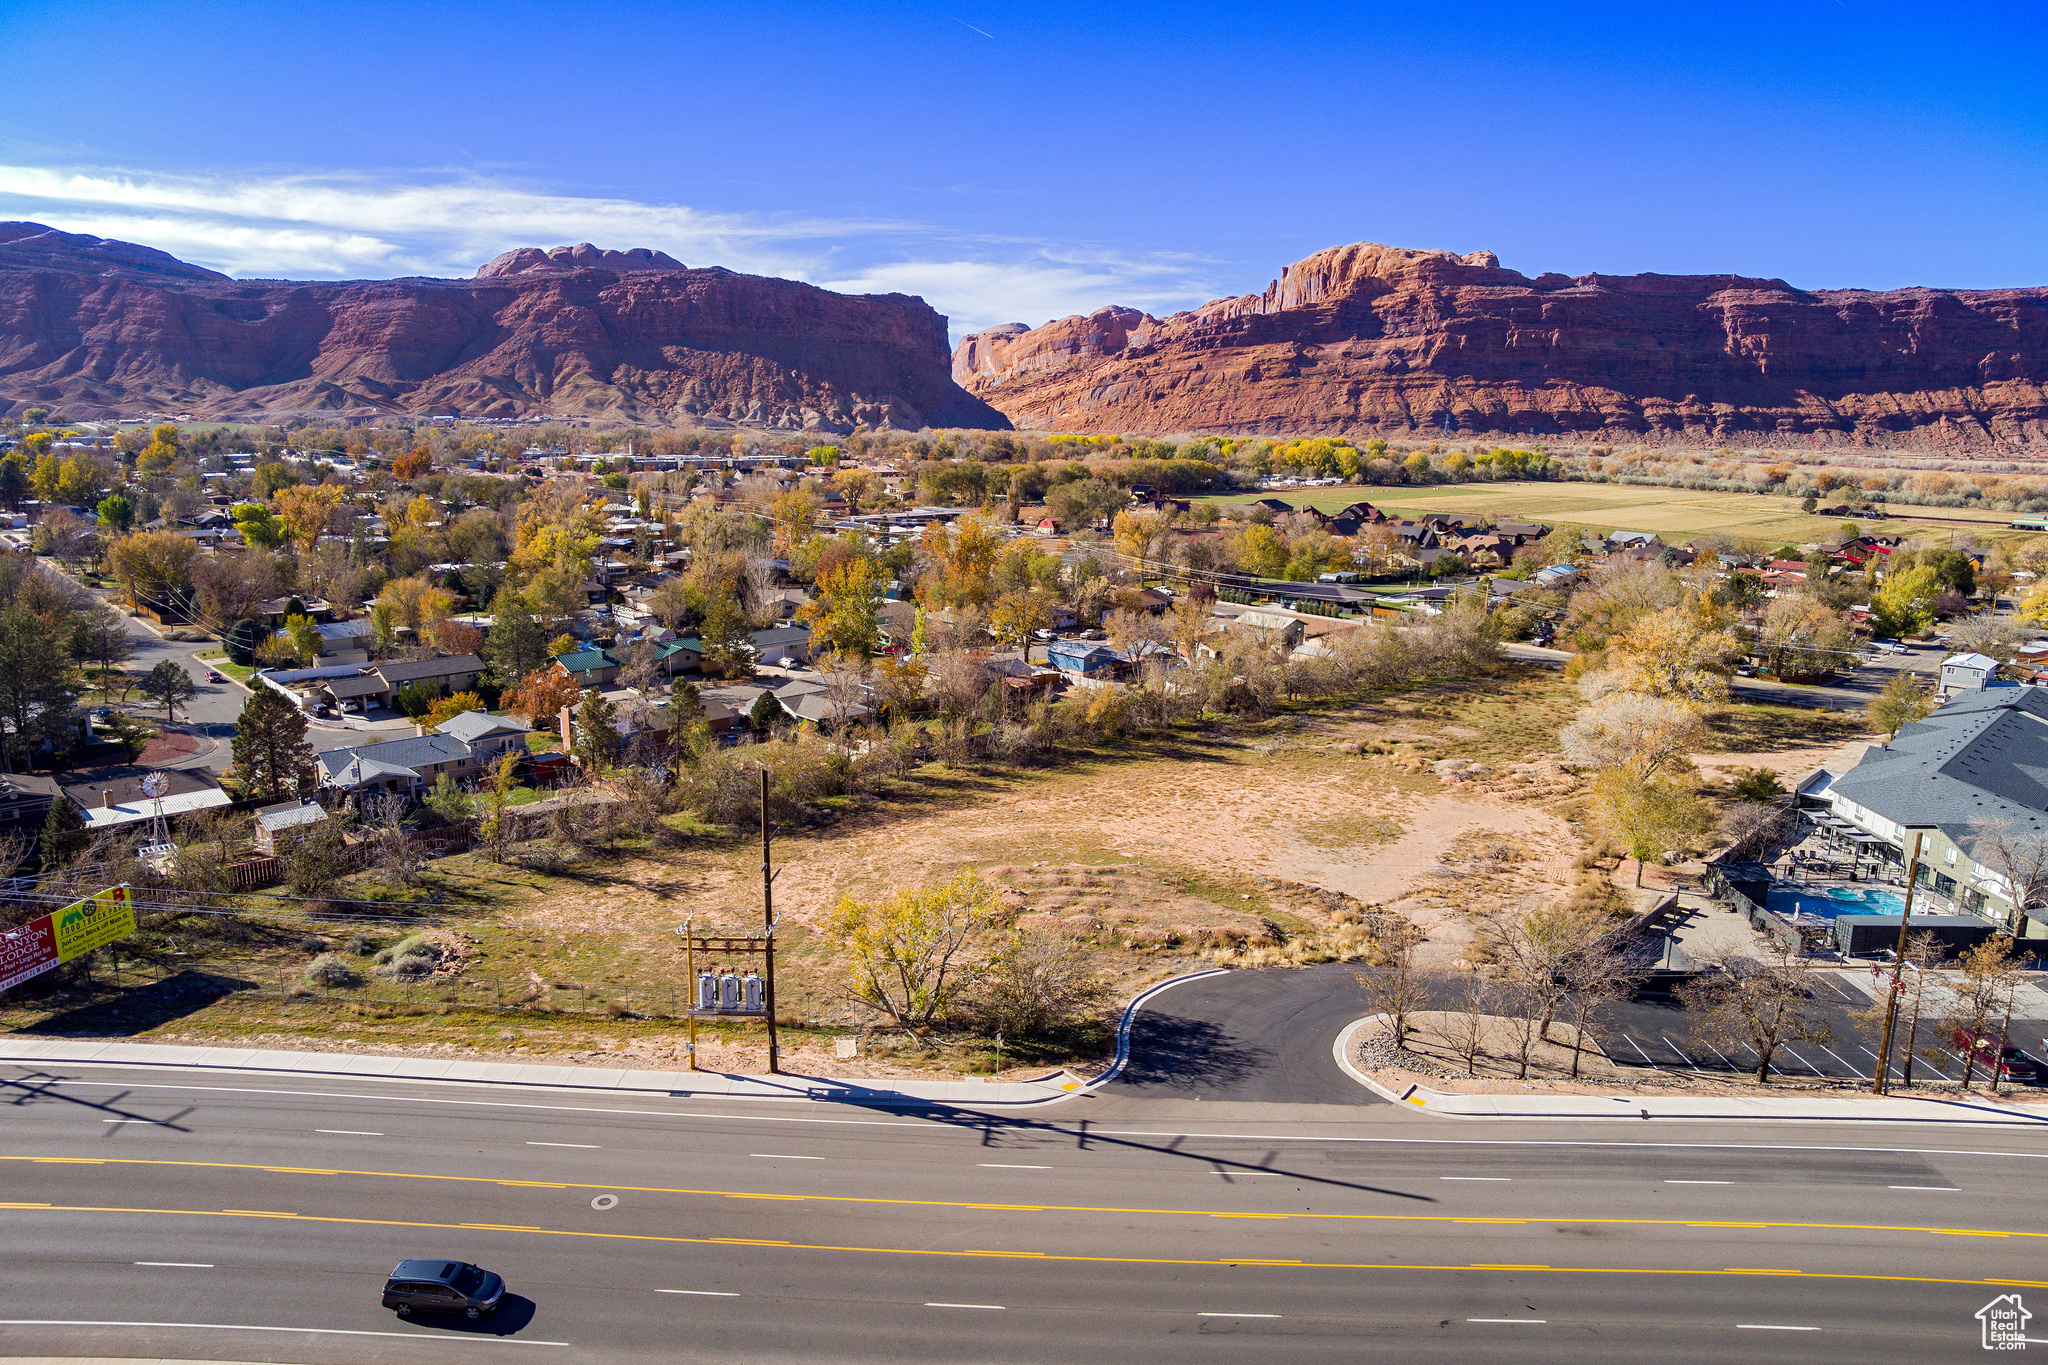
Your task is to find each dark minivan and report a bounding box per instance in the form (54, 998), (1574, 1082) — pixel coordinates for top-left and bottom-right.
(382, 1259), (505, 1318)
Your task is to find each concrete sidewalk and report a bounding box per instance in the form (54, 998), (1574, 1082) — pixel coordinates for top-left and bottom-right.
(1332, 1017), (2048, 1125)
(0, 1038), (1087, 1107)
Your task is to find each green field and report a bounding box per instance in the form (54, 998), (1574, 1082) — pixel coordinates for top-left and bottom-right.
(1198, 481), (2023, 544)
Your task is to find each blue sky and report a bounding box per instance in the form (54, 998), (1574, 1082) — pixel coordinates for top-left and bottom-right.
(1, 1), (2043, 339)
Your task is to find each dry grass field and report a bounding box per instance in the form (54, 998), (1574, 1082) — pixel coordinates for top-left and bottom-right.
(0, 666), (1874, 1077)
(1200, 480), (2019, 544)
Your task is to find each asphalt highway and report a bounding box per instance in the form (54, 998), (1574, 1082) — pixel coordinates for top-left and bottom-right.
(5, 1036), (2046, 1365)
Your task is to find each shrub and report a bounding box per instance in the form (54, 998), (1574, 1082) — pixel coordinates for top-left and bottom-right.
(303, 953), (363, 989)
(1731, 767), (1786, 801)
(346, 932), (377, 956)
(298, 934), (327, 953)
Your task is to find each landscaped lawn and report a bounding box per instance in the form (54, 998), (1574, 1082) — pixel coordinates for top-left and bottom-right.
(1197, 480), (2023, 544)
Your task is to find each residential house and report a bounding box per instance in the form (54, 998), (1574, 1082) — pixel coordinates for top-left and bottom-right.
(749, 624), (814, 666)
(317, 731), (475, 793)
(59, 766), (231, 831)
(1046, 641), (1122, 681)
(1939, 651), (2004, 700)
(0, 773), (60, 835)
(1233, 609), (1306, 649)
(554, 648), (620, 687)
(433, 710), (533, 766)
(367, 654), (485, 706)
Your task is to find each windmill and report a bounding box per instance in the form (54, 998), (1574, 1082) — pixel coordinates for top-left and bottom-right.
(137, 770), (176, 871)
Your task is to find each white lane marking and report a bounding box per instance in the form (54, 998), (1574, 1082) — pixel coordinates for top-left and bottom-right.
(1620, 1036), (1661, 1068)
(1662, 1038), (1703, 1073)
(0, 1320), (567, 1345)
(1441, 1176), (1511, 1181)
(1468, 1318), (1546, 1324)
(657, 1290), (739, 1297)
(1737, 1324), (1820, 1331)
(1665, 1180), (1733, 1185)
(316, 1129), (383, 1136)
(979, 1163), (1051, 1169)
(18, 1077), (2048, 1157)
(751, 1153), (824, 1160)
(527, 1141), (600, 1148)
(926, 1303), (1005, 1310)
(1888, 1185), (1960, 1191)
(1816, 1045), (1869, 1080)
(134, 1262), (213, 1267)
(1199, 1312), (1280, 1318)
(101, 1118), (163, 1125)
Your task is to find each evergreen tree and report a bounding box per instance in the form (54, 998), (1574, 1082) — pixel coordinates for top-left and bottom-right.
(0, 602), (76, 773)
(484, 589), (548, 690)
(571, 688), (621, 771)
(39, 793), (85, 866)
(701, 597), (755, 680)
(231, 687), (317, 801)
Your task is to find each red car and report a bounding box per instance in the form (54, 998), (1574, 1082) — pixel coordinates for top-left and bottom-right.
(1952, 1030), (2040, 1083)
(205, 670), (225, 683)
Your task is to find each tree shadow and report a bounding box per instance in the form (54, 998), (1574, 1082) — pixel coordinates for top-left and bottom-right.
(1106, 1015), (1270, 1095)
(19, 968), (256, 1036)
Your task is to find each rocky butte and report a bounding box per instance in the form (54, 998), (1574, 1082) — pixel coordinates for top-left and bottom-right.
(954, 242), (2048, 448)
(0, 223), (1007, 430)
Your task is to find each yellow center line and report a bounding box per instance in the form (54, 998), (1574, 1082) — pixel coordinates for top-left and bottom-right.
(0, 1205), (2042, 1290)
(7, 1155), (2043, 1243)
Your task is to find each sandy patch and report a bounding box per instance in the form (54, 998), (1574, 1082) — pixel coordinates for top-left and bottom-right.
(1690, 735), (1873, 784)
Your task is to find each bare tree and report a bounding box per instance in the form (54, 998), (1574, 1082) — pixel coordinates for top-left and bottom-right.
(1441, 974), (1496, 1076)
(1677, 950), (1833, 1084)
(1719, 799), (1791, 861)
(1557, 936), (1648, 1078)
(1356, 919), (1430, 1050)
(1938, 936), (2027, 1090)
(1966, 818), (2048, 937)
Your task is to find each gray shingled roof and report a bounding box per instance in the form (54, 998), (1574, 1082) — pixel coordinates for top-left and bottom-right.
(435, 710), (530, 744)
(373, 654), (485, 684)
(317, 732), (472, 783)
(1832, 688), (2048, 857)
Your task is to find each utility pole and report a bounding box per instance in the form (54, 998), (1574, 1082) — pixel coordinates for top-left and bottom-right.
(760, 765), (780, 1075)
(1873, 826), (1934, 1094)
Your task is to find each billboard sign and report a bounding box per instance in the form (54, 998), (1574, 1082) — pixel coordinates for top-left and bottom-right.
(52, 886), (135, 963)
(0, 916), (57, 993)
(0, 887), (134, 995)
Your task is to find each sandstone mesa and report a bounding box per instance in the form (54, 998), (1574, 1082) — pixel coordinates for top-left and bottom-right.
(0, 222), (1006, 431)
(953, 243), (2048, 448)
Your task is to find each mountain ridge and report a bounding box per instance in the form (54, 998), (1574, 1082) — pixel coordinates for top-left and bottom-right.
(953, 242), (2048, 447)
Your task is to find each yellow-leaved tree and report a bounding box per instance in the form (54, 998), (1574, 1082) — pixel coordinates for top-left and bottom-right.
(826, 872), (1002, 1037)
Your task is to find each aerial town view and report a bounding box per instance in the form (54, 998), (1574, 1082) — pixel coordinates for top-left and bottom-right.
(2, 2), (2046, 1361)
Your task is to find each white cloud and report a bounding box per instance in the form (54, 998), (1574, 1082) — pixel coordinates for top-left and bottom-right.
(0, 164), (1223, 339)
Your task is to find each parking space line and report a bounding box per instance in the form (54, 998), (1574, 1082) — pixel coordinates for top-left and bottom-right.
(1620, 1036), (1661, 1068)
(1816, 1045), (1869, 1080)
(1662, 1038), (1703, 1072)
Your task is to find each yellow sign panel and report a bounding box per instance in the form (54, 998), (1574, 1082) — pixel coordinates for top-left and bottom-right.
(51, 886), (135, 963)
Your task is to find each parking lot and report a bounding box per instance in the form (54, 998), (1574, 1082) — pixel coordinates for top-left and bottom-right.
(1590, 970), (2048, 1086)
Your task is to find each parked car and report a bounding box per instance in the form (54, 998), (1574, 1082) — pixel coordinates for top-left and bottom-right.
(205, 670), (225, 683)
(1952, 1030), (2040, 1084)
(382, 1259), (505, 1319)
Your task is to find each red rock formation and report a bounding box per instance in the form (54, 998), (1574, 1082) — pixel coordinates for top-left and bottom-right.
(0, 223), (1006, 430)
(954, 243), (2048, 447)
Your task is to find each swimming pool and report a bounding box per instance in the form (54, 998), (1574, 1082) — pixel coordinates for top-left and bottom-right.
(1764, 884), (1909, 921)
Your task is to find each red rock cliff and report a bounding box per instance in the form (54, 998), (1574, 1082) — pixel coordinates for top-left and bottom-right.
(953, 243), (2048, 447)
(0, 223), (1008, 430)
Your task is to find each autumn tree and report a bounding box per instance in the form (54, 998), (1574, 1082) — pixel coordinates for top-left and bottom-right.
(503, 665), (582, 727)
(989, 588), (1055, 646)
(107, 530), (200, 612)
(424, 691), (486, 728)
(826, 871), (1002, 1038)
(799, 555), (886, 658)
(1600, 607), (1738, 702)
(1866, 671), (1933, 740)
(1559, 693), (1705, 778)
(274, 483), (345, 555)
(1588, 767), (1715, 886)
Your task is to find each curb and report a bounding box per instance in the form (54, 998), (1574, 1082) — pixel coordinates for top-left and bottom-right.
(1330, 1013), (2048, 1125)
(1083, 966), (1232, 1092)
(0, 1039), (1088, 1109)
